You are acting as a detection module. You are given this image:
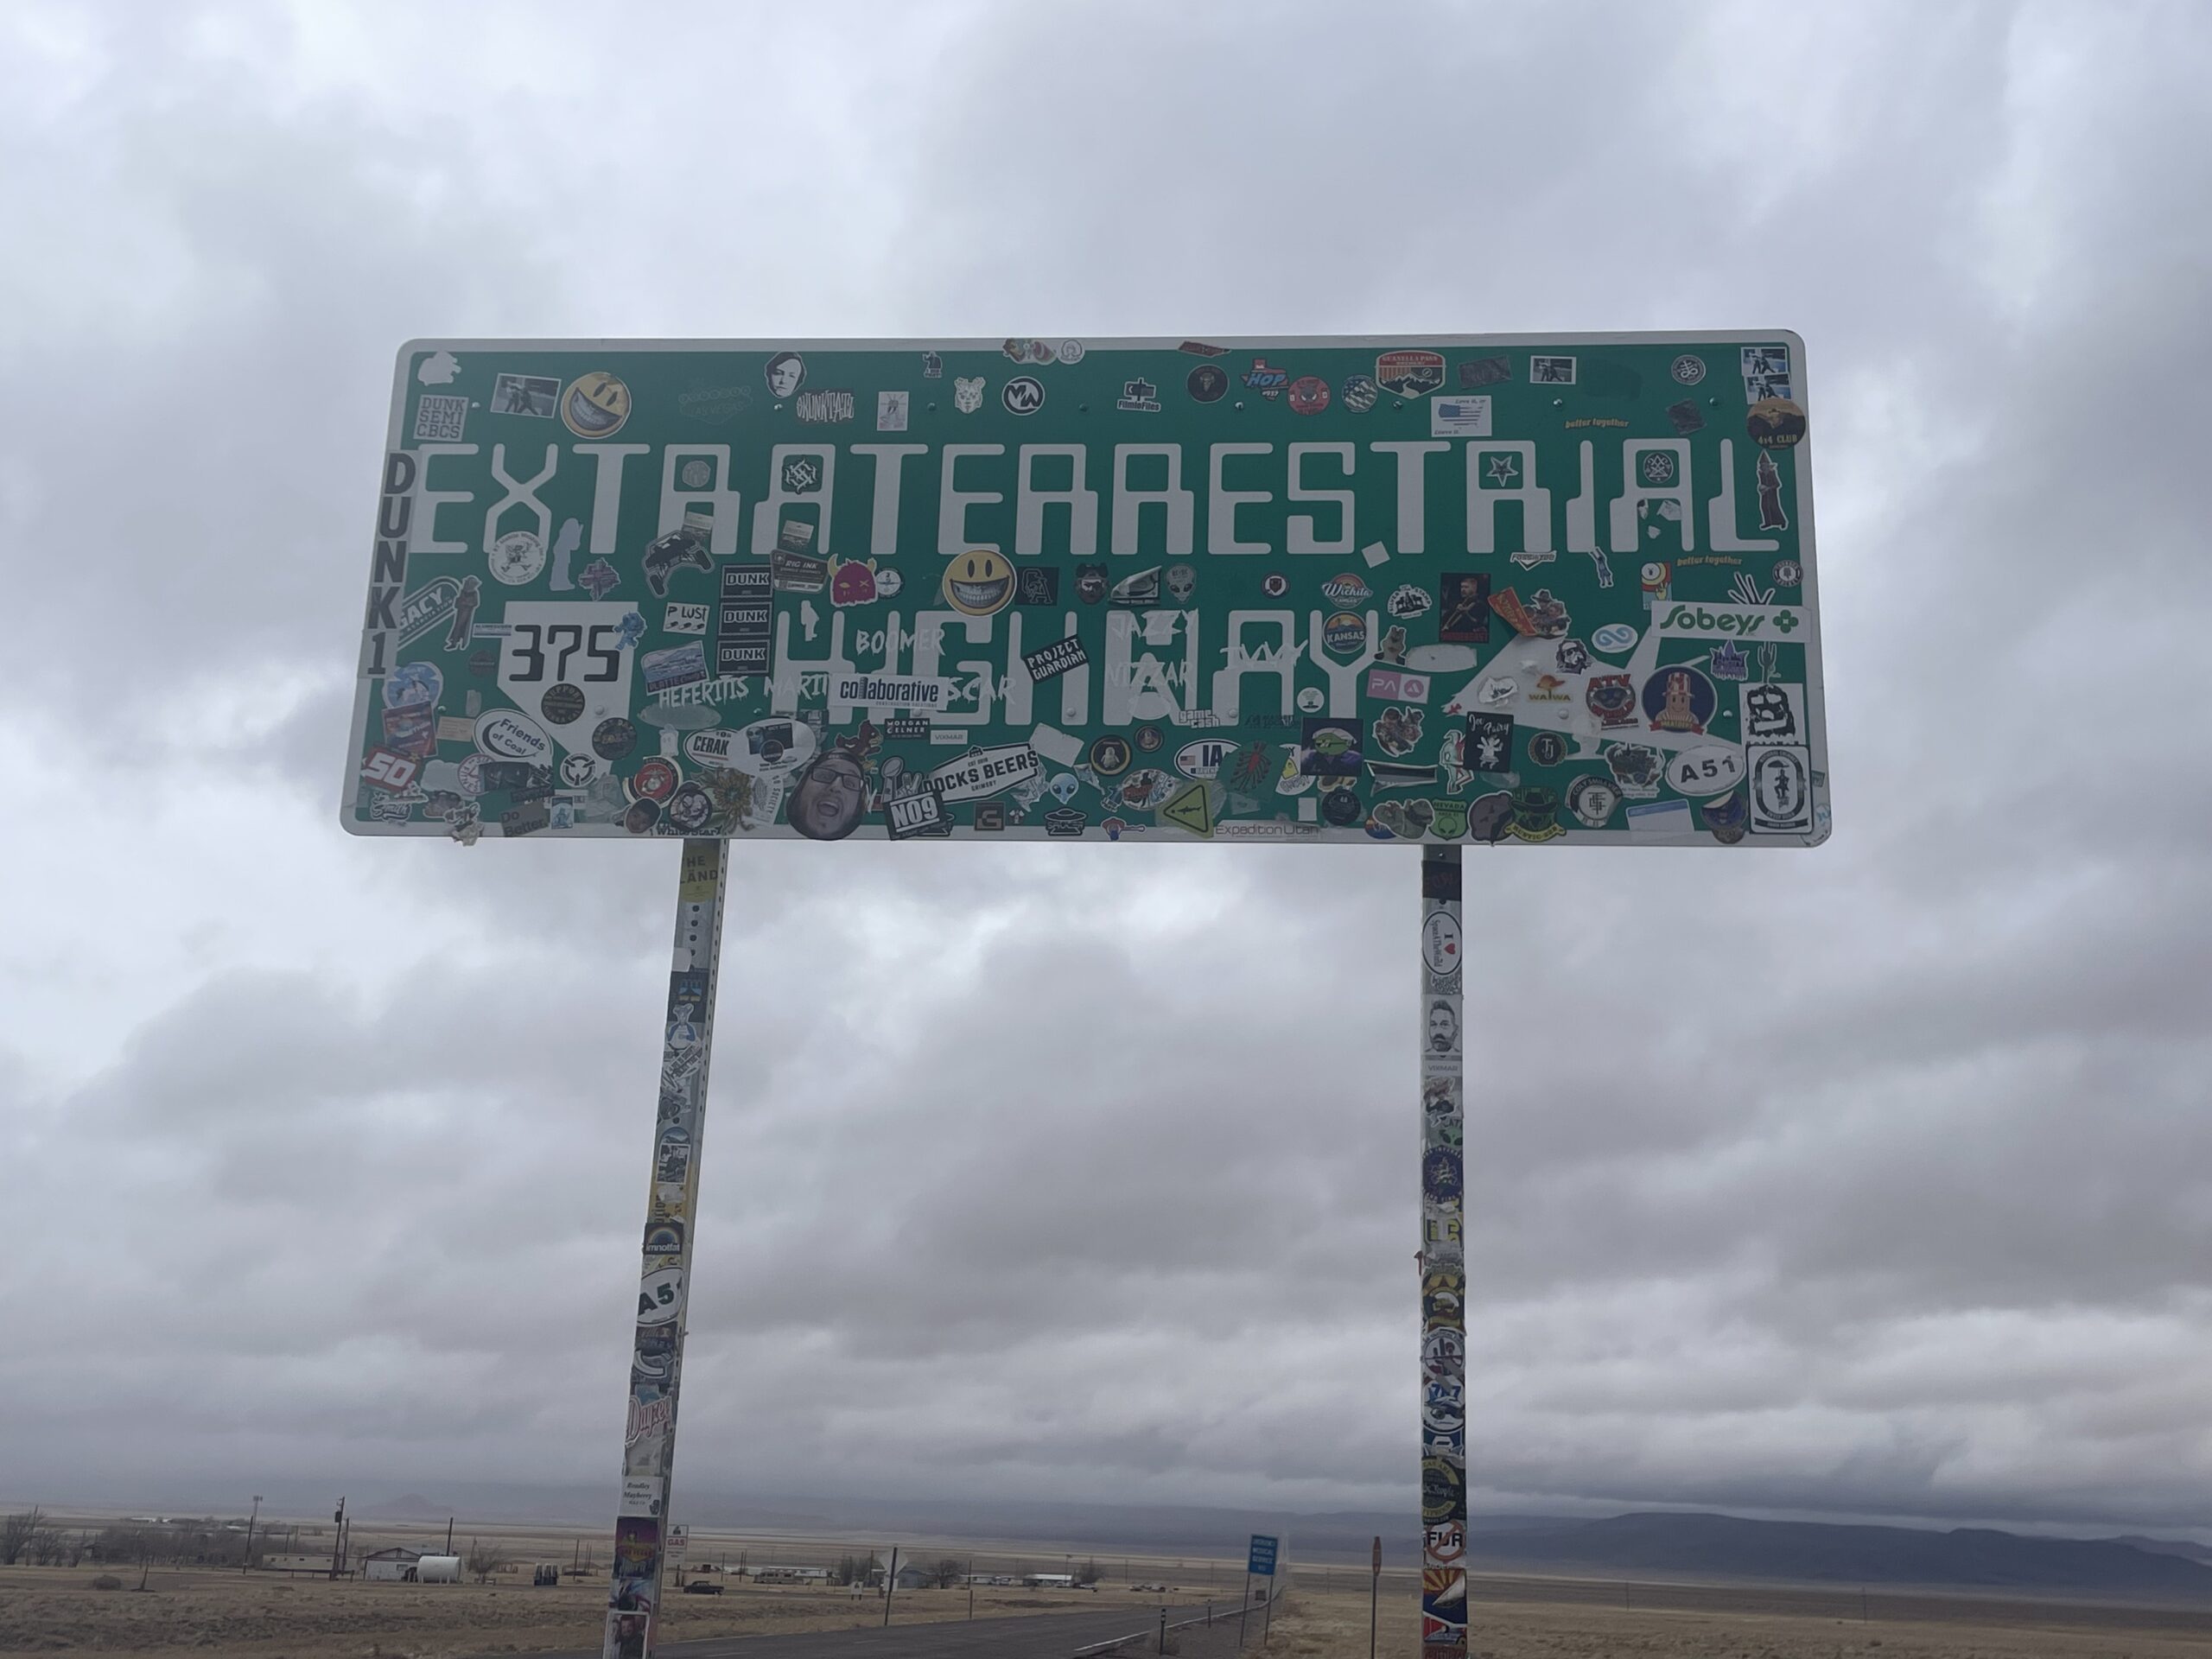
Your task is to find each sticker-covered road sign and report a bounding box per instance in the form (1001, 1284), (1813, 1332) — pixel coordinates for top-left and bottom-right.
(346, 336), (1829, 846)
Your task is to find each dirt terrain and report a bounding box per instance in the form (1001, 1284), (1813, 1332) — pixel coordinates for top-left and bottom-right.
(0, 1566), (1187, 1656)
(0, 1504), (1264, 1657)
(1269, 1581), (2212, 1659)
(12, 1528), (2212, 1659)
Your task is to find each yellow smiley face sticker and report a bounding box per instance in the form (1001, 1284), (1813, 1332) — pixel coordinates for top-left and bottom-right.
(942, 549), (1015, 616)
(562, 371), (632, 438)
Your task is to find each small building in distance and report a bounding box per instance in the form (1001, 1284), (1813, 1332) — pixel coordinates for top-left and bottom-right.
(364, 1547), (423, 1582)
(754, 1567), (829, 1586)
(892, 1561), (936, 1592)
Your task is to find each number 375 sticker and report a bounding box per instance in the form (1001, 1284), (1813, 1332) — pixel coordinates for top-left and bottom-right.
(496, 601), (637, 747)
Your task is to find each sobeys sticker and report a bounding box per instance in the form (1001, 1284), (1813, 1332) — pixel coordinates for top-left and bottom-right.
(1653, 602), (1804, 639)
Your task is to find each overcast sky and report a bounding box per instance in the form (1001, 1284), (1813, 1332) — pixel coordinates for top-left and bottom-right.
(3, 0), (2210, 1541)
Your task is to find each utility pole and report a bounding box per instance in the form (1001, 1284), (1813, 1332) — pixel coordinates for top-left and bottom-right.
(446, 1517), (454, 1555)
(242, 1496), (262, 1573)
(1370, 1536), (1380, 1659)
(328, 1499), (346, 1580)
(882, 1546), (899, 1627)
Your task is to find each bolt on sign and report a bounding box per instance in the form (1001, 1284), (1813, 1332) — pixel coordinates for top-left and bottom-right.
(344, 335), (1829, 1659)
(344, 336), (1829, 847)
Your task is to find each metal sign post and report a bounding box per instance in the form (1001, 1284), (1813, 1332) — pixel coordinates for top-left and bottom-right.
(602, 840), (730, 1659)
(1420, 848), (1468, 1656)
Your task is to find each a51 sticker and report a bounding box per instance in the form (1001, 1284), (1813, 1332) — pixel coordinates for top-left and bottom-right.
(495, 601), (636, 755)
(636, 1267), (684, 1325)
(1665, 743), (1745, 798)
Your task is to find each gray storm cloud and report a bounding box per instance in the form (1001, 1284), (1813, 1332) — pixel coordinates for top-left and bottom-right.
(2, 0), (2209, 1538)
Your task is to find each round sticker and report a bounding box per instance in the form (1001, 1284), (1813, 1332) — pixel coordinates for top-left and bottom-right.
(1591, 622), (1638, 655)
(665, 782), (713, 834)
(1340, 373), (1379, 412)
(1566, 774), (1620, 829)
(1287, 375), (1331, 415)
(456, 753), (485, 798)
(943, 549), (1015, 616)
(1135, 726), (1163, 753)
(622, 798), (660, 835)
(1322, 611), (1367, 656)
(593, 716), (638, 760)
(1321, 786), (1363, 826)
(1640, 665), (1719, 735)
(1670, 353), (1707, 385)
(1088, 734), (1132, 778)
(1295, 685), (1324, 714)
(488, 529), (544, 586)
(1262, 572), (1288, 598)
(1057, 340), (1085, 364)
(540, 683), (584, 725)
(562, 372), (632, 438)
(1186, 364), (1228, 404)
(632, 758), (680, 803)
(1527, 731), (1567, 767)
(1117, 768), (1173, 810)
(1001, 376), (1046, 416)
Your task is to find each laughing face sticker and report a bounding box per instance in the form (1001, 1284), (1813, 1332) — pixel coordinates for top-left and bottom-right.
(943, 550), (1016, 616)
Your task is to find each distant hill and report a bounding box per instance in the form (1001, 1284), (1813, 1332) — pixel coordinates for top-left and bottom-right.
(2109, 1535), (2212, 1567)
(1464, 1512), (2212, 1600)
(60, 1477), (2212, 1602)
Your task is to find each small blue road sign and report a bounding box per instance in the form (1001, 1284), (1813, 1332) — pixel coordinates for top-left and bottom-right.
(1248, 1535), (1278, 1577)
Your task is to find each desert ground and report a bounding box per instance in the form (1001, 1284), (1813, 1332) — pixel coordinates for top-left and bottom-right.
(0, 1510), (1246, 1657)
(1268, 1581), (2212, 1659)
(10, 1515), (2212, 1659)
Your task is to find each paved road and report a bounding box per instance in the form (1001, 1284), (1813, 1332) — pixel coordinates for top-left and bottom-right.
(510, 1603), (1210, 1659)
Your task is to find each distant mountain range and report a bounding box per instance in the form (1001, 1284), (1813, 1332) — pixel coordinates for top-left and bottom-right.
(42, 1478), (2212, 1603)
(1450, 1511), (2212, 1599)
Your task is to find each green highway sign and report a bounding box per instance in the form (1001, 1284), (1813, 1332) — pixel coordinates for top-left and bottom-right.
(345, 335), (1829, 845)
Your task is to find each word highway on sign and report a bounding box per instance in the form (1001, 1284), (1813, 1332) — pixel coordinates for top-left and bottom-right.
(344, 334), (1830, 847)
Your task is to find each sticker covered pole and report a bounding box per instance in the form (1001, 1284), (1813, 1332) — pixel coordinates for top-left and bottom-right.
(601, 839), (730, 1659)
(1419, 845), (1467, 1658)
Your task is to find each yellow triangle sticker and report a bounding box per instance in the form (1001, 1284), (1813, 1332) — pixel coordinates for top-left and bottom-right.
(1161, 779), (1215, 838)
